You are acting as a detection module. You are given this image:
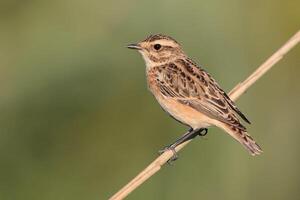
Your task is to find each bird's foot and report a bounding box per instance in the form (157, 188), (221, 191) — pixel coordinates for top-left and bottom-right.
(157, 128), (208, 165)
(158, 146), (178, 164)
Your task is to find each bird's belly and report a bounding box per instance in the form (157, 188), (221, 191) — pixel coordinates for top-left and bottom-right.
(155, 95), (212, 129)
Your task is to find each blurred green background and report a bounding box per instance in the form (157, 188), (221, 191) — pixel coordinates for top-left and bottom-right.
(0, 0), (299, 199)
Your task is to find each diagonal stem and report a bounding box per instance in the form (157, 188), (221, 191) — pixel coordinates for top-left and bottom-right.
(109, 30), (300, 200)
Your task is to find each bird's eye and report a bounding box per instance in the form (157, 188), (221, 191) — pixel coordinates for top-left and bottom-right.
(153, 44), (161, 50)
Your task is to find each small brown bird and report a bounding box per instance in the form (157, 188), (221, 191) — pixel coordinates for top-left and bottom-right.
(127, 34), (262, 158)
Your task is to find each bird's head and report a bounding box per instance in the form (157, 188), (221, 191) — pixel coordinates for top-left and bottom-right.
(127, 34), (185, 68)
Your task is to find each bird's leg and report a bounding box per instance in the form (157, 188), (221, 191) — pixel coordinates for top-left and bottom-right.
(159, 128), (208, 163)
(167, 128), (208, 148)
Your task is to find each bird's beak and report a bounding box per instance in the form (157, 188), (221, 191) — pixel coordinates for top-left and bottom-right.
(127, 43), (142, 50)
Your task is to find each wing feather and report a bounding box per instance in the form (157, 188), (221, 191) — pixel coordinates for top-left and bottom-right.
(153, 59), (249, 130)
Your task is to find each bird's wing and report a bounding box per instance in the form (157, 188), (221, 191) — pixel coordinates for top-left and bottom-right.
(153, 59), (249, 130)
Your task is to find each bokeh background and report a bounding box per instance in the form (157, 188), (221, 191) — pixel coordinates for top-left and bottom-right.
(0, 0), (299, 199)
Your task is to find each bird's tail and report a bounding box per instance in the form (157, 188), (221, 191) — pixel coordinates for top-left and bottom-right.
(218, 123), (263, 156)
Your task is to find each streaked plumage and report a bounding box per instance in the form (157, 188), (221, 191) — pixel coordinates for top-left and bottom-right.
(128, 34), (262, 155)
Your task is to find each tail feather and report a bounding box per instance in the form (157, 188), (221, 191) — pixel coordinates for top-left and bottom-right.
(219, 124), (263, 156)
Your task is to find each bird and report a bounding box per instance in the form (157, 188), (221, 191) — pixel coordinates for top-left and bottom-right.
(127, 34), (262, 160)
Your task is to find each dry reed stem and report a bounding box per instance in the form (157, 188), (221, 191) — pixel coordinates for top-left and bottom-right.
(109, 30), (300, 200)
